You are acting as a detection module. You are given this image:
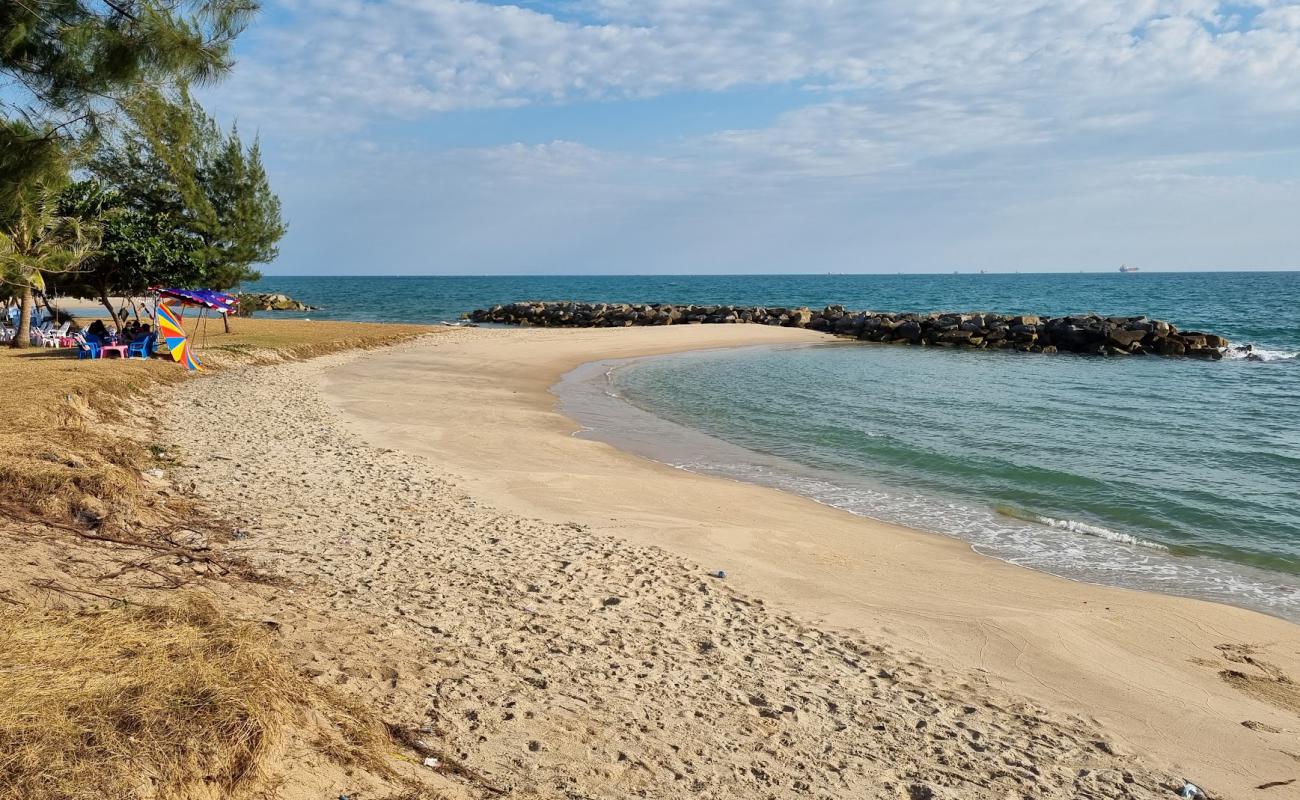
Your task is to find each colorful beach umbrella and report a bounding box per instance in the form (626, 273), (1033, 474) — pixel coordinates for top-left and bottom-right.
(156, 301), (203, 371)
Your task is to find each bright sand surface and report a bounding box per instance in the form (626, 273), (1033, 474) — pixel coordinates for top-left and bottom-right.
(323, 325), (1300, 796)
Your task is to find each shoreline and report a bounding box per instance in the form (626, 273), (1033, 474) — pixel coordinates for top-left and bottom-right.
(555, 343), (1300, 624)
(323, 325), (1300, 795)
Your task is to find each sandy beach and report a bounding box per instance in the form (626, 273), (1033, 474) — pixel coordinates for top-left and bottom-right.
(163, 325), (1300, 798)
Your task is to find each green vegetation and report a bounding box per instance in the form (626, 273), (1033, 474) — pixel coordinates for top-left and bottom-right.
(1, 1), (282, 340)
(58, 180), (205, 322)
(0, 0), (256, 213)
(0, 188), (101, 347)
(90, 87), (287, 327)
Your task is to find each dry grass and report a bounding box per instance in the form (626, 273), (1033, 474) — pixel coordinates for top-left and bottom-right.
(0, 318), (433, 533)
(191, 318), (435, 364)
(0, 594), (395, 800)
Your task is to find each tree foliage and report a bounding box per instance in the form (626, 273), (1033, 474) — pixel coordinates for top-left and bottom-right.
(0, 0), (256, 123)
(93, 88), (284, 290)
(0, 120), (77, 225)
(1, 1), (277, 330)
(0, 0), (259, 222)
(58, 179), (204, 319)
(0, 185), (101, 346)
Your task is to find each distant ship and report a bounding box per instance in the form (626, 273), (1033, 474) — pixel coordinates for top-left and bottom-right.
(1119, 264), (1140, 273)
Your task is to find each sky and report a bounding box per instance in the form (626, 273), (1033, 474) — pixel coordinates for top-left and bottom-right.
(200, 0), (1300, 275)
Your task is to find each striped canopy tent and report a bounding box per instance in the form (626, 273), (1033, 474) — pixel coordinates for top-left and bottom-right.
(150, 288), (239, 371)
(156, 288), (240, 314)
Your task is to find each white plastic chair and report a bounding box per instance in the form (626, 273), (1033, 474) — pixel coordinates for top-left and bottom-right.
(34, 321), (70, 347)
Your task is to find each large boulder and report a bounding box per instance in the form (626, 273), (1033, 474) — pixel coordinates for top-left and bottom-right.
(894, 320), (922, 341)
(935, 329), (974, 342)
(1106, 329), (1146, 348)
(1156, 338), (1186, 356)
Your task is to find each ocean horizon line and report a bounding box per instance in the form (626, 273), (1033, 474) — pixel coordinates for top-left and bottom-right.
(251, 267), (1300, 279)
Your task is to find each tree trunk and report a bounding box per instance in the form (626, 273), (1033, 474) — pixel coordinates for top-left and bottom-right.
(222, 312), (231, 333)
(92, 277), (119, 332)
(100, 295), (118, 329)
(12, 284), (33, 349)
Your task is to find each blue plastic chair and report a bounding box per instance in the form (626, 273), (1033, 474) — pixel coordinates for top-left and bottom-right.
(77, 334), (102, 360)
(127, 333), (156, 359)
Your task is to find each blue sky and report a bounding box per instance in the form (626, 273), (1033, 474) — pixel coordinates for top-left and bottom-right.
(201, 0), (1300, 274)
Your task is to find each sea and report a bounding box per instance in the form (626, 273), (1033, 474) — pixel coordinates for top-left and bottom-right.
(245, 273), (1300, 621)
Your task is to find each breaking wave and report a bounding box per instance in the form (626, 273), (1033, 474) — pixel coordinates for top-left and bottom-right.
(1224, 346), (1298, 362)
(996, 506), (1167, 550)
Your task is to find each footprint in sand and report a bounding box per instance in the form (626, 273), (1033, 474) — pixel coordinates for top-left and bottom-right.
(1242, 720), (1285, 734)
(1213, 643), (1300, 716)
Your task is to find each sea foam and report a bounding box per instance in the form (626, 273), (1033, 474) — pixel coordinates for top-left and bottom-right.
(1224, 347), (1298, 362)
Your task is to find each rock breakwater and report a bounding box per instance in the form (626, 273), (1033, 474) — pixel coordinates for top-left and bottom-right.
(467, 302), (1231, 357)
(237, 293), (320, 315)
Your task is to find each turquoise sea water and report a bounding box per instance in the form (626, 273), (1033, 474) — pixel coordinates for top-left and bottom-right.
(250, 272), (1300, 619)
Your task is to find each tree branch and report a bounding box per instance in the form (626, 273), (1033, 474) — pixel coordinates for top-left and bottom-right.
(99, 0), (140, 22)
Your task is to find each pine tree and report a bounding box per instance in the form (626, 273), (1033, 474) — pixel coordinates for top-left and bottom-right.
(93, 88), (285, 329)
(204, 130), (284, 286)
(0, 1), (259, 222)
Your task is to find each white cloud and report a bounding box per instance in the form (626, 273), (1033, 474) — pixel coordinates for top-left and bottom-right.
(202, 1), (1300, 273)
(206, 0), (1300, 191)
(215, 1), (1300, 126)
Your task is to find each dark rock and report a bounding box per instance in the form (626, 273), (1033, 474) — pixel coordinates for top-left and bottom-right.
(936, 329), (974, 342)
(237, 292), (320, 315)
(1106, 329), (1146, 348)
(1156, 338), (1186, 356)
(895, 320), (922, 341)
